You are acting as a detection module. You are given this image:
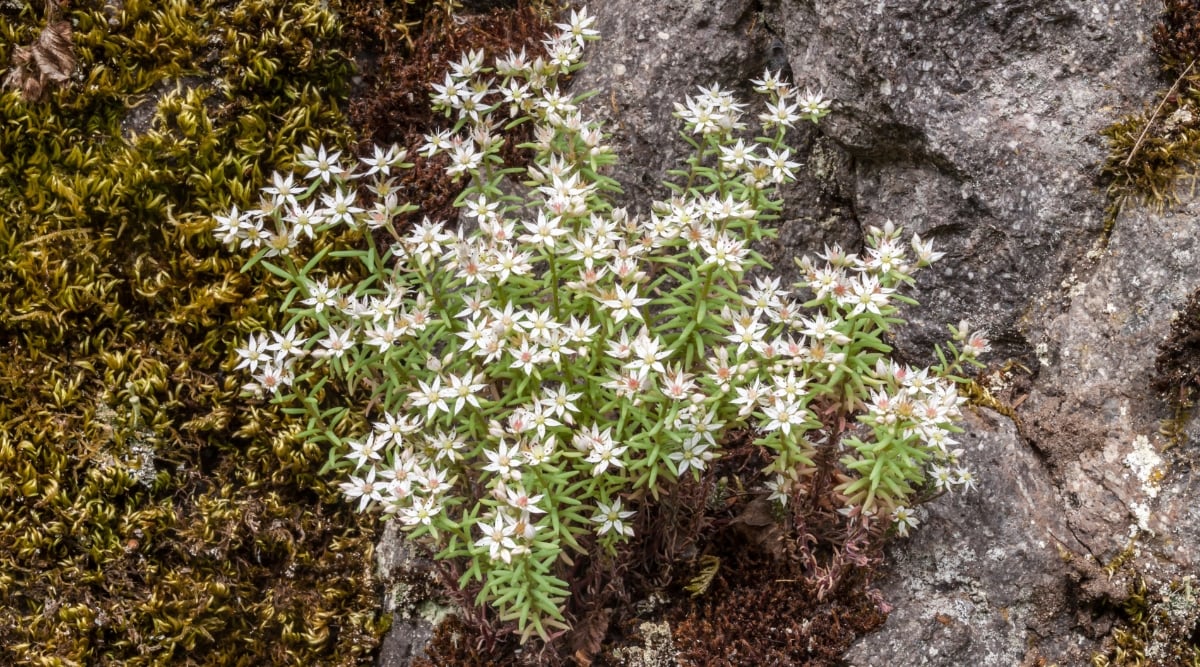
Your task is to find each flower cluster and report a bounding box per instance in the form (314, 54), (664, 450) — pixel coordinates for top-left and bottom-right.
(214, 7), (984, 641)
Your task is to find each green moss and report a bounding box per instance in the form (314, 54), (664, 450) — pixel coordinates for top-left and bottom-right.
(0, 0), (567, 660)
(1100, 1), (1200, 236)
(1099, 85), (1200, 225)
(1092, 576), (1200, 667)
(0, 0), (381, 663)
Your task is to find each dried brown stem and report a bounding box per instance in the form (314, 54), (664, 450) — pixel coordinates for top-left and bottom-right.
(1125, 57), (1197, 167)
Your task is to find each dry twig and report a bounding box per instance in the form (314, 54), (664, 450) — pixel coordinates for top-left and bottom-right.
(1124, 58), (1197, 167)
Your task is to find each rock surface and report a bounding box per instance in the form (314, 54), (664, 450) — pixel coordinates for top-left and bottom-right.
(575, 0), (1162, 361)
(571, 0), (868, 296)
(774, 0), (1157, 359)
(843, 409), (1100, 667)
(375, 522), (453, 667)
(574, 0), (1200, 663)
(1022, 190), (1200, 565)
(376, 0), (1200, 664)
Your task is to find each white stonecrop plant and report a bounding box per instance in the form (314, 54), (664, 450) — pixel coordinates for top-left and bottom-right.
(213, 7), (986, 640)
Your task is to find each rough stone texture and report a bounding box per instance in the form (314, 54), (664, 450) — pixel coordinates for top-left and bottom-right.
(843, 409), (1100, 667)
(570, 0), (1200, 663)
(1021, 187), (1200, 577)
(1153, 406), (1200, 574)
(962, 179), (1200, 662)
(576, 0), (1160, 359)
(573, 0), (869, 294)
(375, 521), (452, 667)
(570, 0), (771, 207)
(771, 0), (1160, 360)
(375, 0), (1200, 663)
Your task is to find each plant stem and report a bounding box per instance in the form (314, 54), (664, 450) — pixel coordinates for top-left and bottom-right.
(1125, 58), (1196, 167)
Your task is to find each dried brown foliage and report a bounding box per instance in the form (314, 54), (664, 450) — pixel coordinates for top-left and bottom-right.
(417, 439), (890, 666)
(569, 606), (612, 666)
(342, 1), (552, 227)
(1155, 0), (1200, 74)
(3, 19), (74, 101)
(1154, 288), (1200, 396)
(414, 614), (512, 667)
(665, 559), (886, 666)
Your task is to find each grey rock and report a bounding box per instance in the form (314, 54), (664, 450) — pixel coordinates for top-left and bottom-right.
(1153, 401), (1200, 573)
(571, 0), (770, 207)
(574, 0), (865, 285)
(375, 521), (454, 667)
(1020, 187), (1200, 589)
(844, 409), (1098, 667)
(577, 0), (1163, 363)
(769, 0), (1159, 360)
(572, 0), (1200, 662)
(374, 0), (1200, 662)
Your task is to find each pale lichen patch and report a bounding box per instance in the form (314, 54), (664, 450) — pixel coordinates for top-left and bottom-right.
(1124, 434), (1164, 500)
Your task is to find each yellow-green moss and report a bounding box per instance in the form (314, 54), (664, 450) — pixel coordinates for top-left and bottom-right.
(1092, 576), (1200, 667)
(1099, 82), (1200, 226)
(0, 0), (382, 663)
(1100, 1), (1200, 236)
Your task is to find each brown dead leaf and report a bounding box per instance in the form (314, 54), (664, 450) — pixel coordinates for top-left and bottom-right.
(34, 21), (75, 82)
(4, 21), (75, 101)
(568, 606), (611, 666)
(729, 497), (776, 528)
(3, 52), (43, 101)
(726, 497), (787, 557)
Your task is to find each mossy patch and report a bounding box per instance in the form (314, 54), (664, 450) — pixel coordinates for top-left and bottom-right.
(1100, 0), (1200, 229)
(1, 0), (559, 661)
(1093, 575), (1200, 667)
(0, 0), (517, 662)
